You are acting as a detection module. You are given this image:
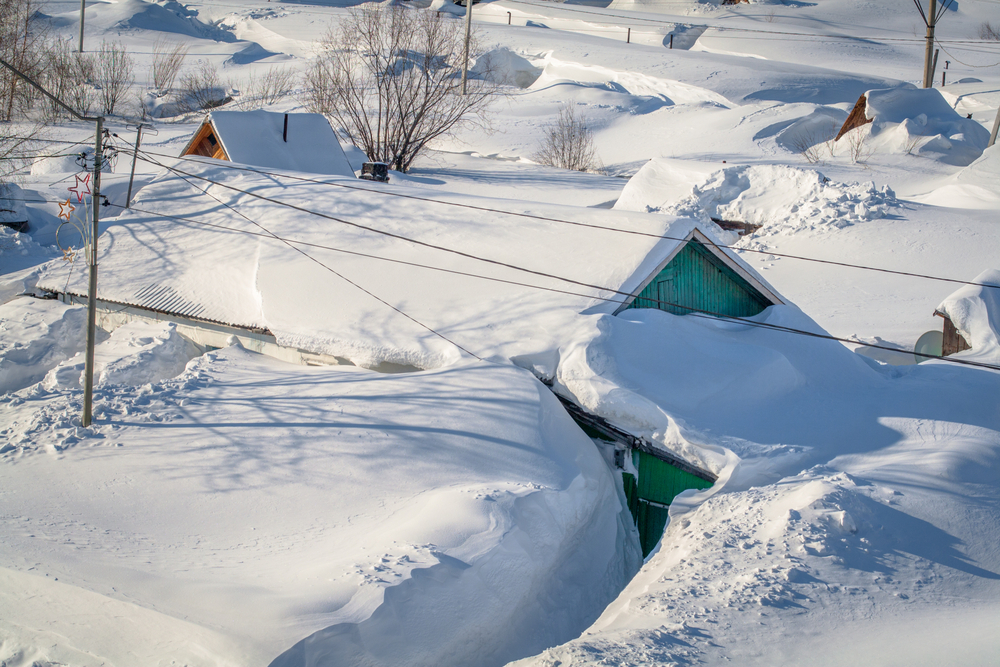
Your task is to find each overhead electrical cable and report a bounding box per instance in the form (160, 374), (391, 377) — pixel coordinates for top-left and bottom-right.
(127, 147), (999, 292)
(117, 160), (1000, 372)
(15, 191), (1000, 372)
(136, 151), (485, 361)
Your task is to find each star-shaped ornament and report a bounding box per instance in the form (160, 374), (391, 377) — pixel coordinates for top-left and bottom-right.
(57, 198), (76, 221)
(68, 172), (92, 203)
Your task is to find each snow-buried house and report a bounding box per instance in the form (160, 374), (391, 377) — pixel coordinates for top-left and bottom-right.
(180, 110), (357, 178)
(36, 158), (784, 554)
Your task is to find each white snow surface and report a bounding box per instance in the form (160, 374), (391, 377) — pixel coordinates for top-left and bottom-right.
(35, 158), (757, 370)
(4, 0), (1000, 664)
(43, 319), (202, 390)
(1, 340), (640, 667)
(616, 159), (899, 233)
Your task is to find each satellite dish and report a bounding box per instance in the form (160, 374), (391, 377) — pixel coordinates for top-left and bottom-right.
(914, 330), (943, 363)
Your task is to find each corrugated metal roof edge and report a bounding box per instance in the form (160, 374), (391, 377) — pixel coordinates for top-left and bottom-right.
(42, 287), (273, 336)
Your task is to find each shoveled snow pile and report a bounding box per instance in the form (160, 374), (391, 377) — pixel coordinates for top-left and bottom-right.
(615, 160), (898, 234)
(0, 183), (27, 227)
(860, 86), (991, 167)
(0, 297), (90, 394)
(935, 268), (1000, 363)
(43, 319), (201, 391)
(0, 336), (640, 667)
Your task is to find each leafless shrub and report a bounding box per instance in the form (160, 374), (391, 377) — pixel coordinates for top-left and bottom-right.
(303, 3), (502, 173)
(842, 126), (873, 164)
(176, 60), (232, 113)
(979, 21), (1000, 40)
(763, 8), (777, 22)
(788, 133), (822, 163)
(533, 103), (599, 172)
(234, 65), (295, 110)
(94, 41), (135, 116)
(151, 38), (188, 94)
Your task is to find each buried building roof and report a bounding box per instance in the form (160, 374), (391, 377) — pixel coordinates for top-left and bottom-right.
(37, 158), (785, 369)
(180, 110), (356, 178)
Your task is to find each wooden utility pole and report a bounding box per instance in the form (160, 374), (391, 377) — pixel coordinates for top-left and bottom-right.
(79, 0), (86, 53)
(461, 0), (473, 95)
(0, 57), (104, 427)
(125, 122), (154, 208)
(989, 106), (1000, 148)
(922, 0), (937, 88)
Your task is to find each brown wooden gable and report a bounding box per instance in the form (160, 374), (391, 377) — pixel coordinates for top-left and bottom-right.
(835, 94), (873, 142)
(935, 311), (972, 357)
(182, 121), (229, 160)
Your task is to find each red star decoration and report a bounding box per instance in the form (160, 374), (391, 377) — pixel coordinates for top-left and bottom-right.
(68, 172), (91, 203)
(57, 198), (76, 221)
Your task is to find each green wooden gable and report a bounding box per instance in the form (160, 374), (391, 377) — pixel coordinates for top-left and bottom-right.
(625, 240), (772, 318)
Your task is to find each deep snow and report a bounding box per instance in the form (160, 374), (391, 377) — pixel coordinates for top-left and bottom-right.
(2, 0), (1000, 665)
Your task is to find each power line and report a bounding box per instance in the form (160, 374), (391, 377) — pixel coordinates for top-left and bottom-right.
(9, 135), (998, 292)
(136, 152), (485, 362)
(115, 160), (1000, 371)
(127, 146), (999, 292)
(17, 190), (999, 371)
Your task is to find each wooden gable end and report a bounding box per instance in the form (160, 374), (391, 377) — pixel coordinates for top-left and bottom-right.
(182, 122), (228, 160)
(623, 239), (773, 318)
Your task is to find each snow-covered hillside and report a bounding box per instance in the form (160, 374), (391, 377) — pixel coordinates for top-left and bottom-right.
(2, 0), (999, 665)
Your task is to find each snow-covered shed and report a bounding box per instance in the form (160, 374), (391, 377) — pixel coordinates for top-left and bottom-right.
(179, 110), (356, 177)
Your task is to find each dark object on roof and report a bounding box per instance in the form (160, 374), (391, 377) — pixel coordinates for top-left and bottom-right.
(359, 162), (390, 183)
(835, 93), (874, 141)
(711, 217), (763, 237)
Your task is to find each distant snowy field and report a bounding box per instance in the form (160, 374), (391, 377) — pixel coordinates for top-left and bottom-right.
(2, 0), (1000, 665)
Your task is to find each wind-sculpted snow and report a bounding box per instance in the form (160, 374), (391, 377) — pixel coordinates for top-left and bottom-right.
(0, 298), (92, 394)
(0, 341), (641, 666)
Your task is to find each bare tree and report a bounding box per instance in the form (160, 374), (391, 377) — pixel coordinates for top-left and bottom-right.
(532, 104), (599, 172)
(235, 65), (296, 110)
(39, 37), (98, 120)
(176, 60), (231, 113)
(94, 41), (135, 116)
(0, 0), (47, 122)
(304, 3), (502, 173)
(151, 38), (189, 94)
(980, 21), (1000, 40)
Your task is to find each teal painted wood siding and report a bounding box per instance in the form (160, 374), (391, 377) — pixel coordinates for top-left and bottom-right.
(624, 451), (714, 557)
(626, 241), (771, 318)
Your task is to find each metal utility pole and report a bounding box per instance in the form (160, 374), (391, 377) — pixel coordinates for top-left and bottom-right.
(79, 0), (86, 53)
(461, 0), (473, 95)
(0, 57), (104, 427)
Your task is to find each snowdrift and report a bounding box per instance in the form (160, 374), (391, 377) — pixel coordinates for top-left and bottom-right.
(0, 298), (91, 394)
(844, 86), (991, 167)
(0, 344), (640, 667)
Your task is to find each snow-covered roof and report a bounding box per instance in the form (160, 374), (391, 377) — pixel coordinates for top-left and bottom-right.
(37, 159), (786, 369)
(0, 183), (28, 225)
(181, 111), (357, 178)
